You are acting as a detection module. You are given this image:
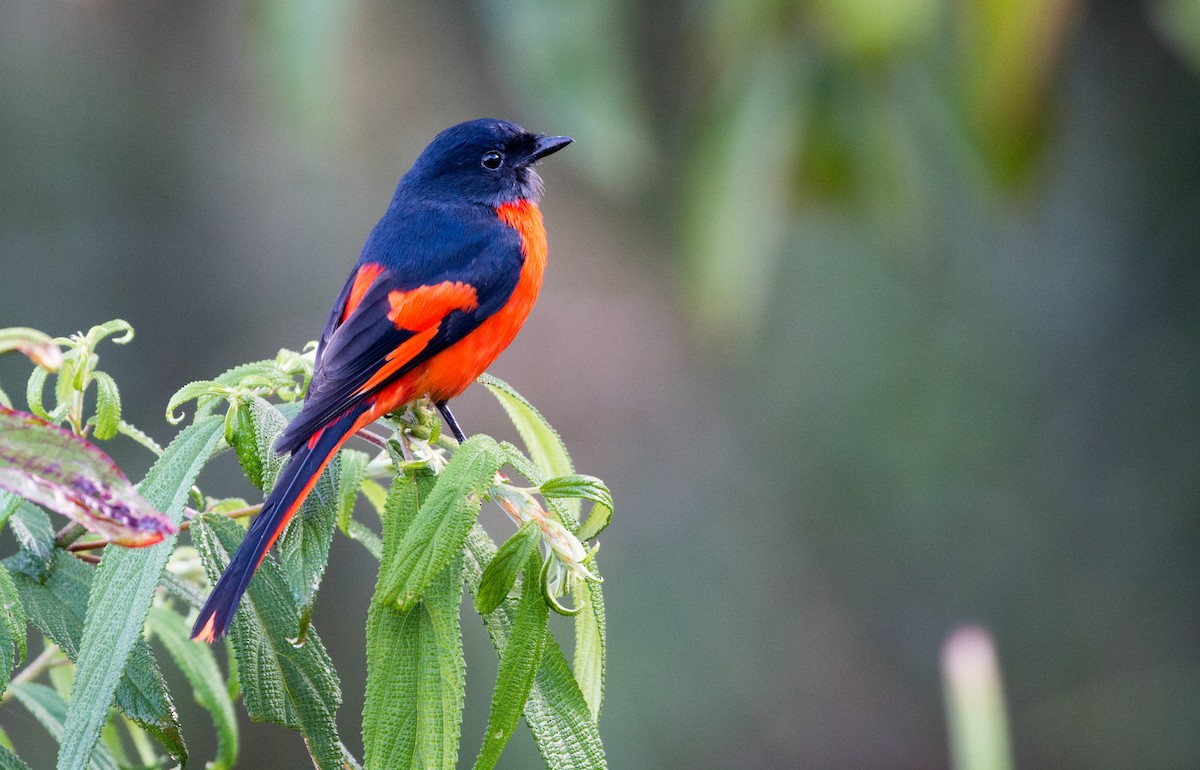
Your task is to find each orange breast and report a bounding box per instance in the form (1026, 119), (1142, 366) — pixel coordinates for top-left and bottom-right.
(418, 199), (547, 399)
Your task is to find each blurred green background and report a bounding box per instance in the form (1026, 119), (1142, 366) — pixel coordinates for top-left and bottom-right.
(3, 0), (1200, 767)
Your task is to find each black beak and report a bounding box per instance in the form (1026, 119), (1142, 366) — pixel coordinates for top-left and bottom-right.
(527, 134), (573, 163)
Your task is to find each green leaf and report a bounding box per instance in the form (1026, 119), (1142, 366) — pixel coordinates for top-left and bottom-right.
(480, 376), (577, 519)
(192, 513), (344, 770)
(364, 471), (465, 770)
(360, 478), (388, 516)
(0, 407), (177, 546)
(378, 435), (503, 610)
(0, 564), (26, 698)
(10, 683), (119, 770)
(276, 461), (339, 624)
(573, 579), (606, 722)
(89, 371), (121, 441)
(85, 319), (134, 347)
(7, 502), (53, 579)
(540, 474), (613, 513)
(540, 474), (614, 540)
(345, 519), (382, 560)
(224, 400), (263, 489)
(146, 606), (239, 770)
(114, 421), (163, 456)
(336, 449), (369, 530)
(576, 505), (613, 544)
(0, 744), (31, 770)
(0, 491), (17, 533)
(335, 447), (372, 556)
(246, 399), (340, 627)
(475, 520), (541, 615)
(7, 553), (187, 769)
(473, 548), (549, 770)
(54, 358), (75, 418)
(499, 444), (608, 718)
(164, 380), (223, 425)
(464, 526), (607, 768)
(58, 415), (224, 770)
(25, 366), (51, 420)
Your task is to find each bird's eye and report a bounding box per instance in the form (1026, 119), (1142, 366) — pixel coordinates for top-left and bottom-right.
(481, 150), (504, 171)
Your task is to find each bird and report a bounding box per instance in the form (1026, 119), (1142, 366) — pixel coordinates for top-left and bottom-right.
(191, 119), (572, 642)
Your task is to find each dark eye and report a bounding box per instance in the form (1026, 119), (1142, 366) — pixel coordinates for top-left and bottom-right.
(481, 150), (504, 171)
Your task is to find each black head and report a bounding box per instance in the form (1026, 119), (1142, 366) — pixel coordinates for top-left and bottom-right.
(397, 119), (572, 207)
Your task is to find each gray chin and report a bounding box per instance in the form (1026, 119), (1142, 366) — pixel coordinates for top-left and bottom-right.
(517, 167), (545, 202)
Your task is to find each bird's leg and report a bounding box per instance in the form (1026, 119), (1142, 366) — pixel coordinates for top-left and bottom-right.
(435, 400), (467, 443)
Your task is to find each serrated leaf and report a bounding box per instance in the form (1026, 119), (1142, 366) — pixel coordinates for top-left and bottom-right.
(146, 606), (239, 770)
(540, 475), (613, 513)
(573, 579), (606, 722)
(192, 513), (344, 770)
(344, 519), (382, 560)
(474, 548), (549, 770)
(164, 380), (223, 425)
(58, 415), (224, 770)
(464, 526), (607, 769)
(10, 683), (119, 770)
(0, 744), (31, 770)
(25, 366), (50, 420)
(89, 371), (121, 441)
(249, 399), (340, 621)
(541, 474), (613, 541)
(225, 400), (263, 489)
(480, 375), (577, 519)
(0, 492), (18, 535)
(98, 721), (130, 768)
(86, 319), (134, 347)
(378, 435), (503, 610)
(333, 443), (374, 556)
(336, 449), (370, 536)
(364, 471), (465, 770)
(53, 358), (75, 418)
(7, 502), (53, 579)
(114, 420), (163, 456)
(8, 551), (187, 769)
(238, 397), (287, 491)
(0, 564), (27, 698)
(576, 505), (613, 543)
(0, 407), (176, 546)
(475, 520), (541, 615)
(498, 442), (608, 719)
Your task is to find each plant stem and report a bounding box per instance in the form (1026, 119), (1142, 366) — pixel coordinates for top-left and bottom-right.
(63, 504), (263, 558)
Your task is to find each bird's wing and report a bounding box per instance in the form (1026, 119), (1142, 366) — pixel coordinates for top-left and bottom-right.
(276, 236), (523, 454)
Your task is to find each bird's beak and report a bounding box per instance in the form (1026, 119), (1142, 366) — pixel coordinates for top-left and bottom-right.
(527, 135), (573, 162)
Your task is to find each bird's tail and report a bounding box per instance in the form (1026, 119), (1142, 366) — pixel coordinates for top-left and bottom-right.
(191, 404), (368, 642)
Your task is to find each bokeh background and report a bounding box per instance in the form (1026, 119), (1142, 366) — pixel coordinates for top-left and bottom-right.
(3, 0), (1200, 767)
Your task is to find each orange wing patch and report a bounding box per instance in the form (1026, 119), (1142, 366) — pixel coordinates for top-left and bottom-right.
(387, 281), (479, 330)
(351, 281), (480, 396)
(342, 262), (385, 323)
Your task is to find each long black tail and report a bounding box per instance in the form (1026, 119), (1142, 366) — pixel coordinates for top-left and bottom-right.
(191, 405), (366, 642)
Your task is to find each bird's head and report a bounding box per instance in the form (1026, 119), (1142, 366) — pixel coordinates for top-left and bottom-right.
(398, 119), (572, 207)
